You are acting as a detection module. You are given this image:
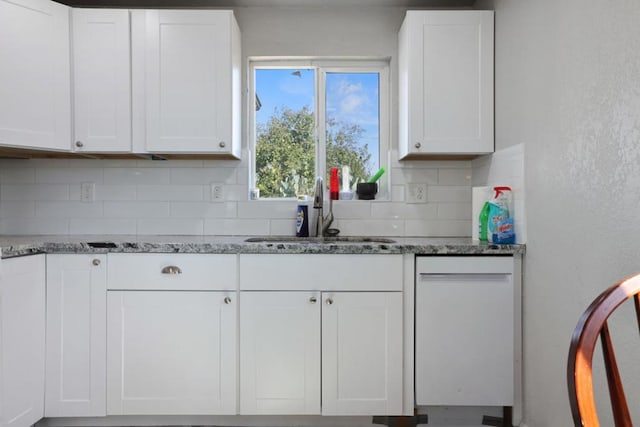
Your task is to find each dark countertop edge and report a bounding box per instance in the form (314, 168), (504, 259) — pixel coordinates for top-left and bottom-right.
(0, 241), (525, 259)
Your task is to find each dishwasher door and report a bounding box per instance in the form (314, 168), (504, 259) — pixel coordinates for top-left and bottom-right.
(415, 256), (514, 406)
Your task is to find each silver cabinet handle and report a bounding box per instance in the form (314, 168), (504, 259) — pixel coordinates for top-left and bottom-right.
(92, 258), (100, 266)
(219, 141), (226, 148)
(161, 265), (182, 275)
(224, 297), (231, 305)
(414, 142), (421, 149)
(75, 141), (84, 148)
(309, 296), (317, 304)
(325, 298), (333, 305)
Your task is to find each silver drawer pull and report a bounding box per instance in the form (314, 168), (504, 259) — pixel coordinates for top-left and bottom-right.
(325, 298), (333, 305)
(224, 297), (232, 305)
(309, 296), (317, 304)
(161, 265), (182, 275)
(92, 259), (101, 266)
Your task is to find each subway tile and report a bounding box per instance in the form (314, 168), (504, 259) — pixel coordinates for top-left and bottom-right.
(427, 186), (471, 203)
(204, 219), (270, 235)
(405, 220), (471, 237)
(104, 201), (170, 218)
(269, 219), (297, 236)
(371, 202), (437, 220)
(35, 201), (104, 218)
(35, 168), (104, 184)
(136, 185), (204, 201)
(235, 167), (249, 186)
(137, 219), (204, 235)
(0, 218), (69, 235)
(237, 201), (297, 219)
(437, 203), (472, 220)
(330, 201), (372, 219)
(170, 202), (237, 218)
(70, 218), (137, 235)
(438, 169), (472, 185)
(170, 167), (237, 185)
(391, 168), (438, 186)
(1, 184), (69, 201)
(95, 185), (137, 201)
(334, 219), (404, 236)
(0, 167), (35, 184)
(0, 159), (32, 169)
(0, 201), (35, 218)
(104, 168), (170, 185)
(391, 185), (405, 202)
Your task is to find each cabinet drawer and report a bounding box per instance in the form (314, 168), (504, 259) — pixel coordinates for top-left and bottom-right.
(107, 253), (236, 290)
(239, 254), (403, 291)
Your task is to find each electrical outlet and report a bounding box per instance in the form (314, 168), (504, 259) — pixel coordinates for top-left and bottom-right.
(81, 182), (95, 202)
(406, 183), (427, 203)
(211, 183), (224, 202)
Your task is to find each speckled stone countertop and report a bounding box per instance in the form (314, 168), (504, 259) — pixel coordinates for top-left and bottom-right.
(0, 235), (525, 259)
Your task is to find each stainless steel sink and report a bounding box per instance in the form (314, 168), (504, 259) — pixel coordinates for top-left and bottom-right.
(244, 236), (396, 244)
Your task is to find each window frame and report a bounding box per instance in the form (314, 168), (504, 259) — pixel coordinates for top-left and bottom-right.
(248, 58), (390, 201)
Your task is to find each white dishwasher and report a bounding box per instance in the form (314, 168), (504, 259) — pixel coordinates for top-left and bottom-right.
(415, 256), (515, 407)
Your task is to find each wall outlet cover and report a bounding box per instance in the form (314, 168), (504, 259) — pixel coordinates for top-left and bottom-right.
(211, 183), (224, 202)
(406, 183), (427, 203)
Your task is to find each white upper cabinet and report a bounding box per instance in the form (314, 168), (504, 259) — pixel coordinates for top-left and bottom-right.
(72, 9), (131, 153)
(131, 10), (241, 157)
(0, 0), (71, 151)
(398, 11), (494, 158)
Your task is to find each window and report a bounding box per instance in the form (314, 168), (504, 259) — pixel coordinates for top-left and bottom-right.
(249, 59), (389, 199)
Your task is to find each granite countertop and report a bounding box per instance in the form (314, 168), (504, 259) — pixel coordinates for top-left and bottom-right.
(0, 235), (525, 259)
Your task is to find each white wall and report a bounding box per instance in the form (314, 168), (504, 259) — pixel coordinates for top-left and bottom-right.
(0, 6), (476, 236)
(474, 0), (640, 425)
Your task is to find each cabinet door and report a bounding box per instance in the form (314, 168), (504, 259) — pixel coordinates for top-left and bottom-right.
(45, 255), (106, 417)
(415, 271), (514, 405)
(133, 10), (240, 155)
(107, 291), (236, 415)
(72, 9), (131, 153)
(0, 0), (71, 151)
(399, 11), (493, 157)
(0, 255), (45, 427)
(240, 292), (320, 415)
(321, 292), (403, 415)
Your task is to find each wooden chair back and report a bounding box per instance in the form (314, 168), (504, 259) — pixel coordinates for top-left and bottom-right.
(567, 274), (640, 427)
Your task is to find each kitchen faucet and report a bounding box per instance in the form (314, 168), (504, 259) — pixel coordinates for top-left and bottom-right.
(313, 177), (335, 237)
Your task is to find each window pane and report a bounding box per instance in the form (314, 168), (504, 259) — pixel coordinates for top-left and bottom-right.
(254, 68), (316, 198)
(325, 72), (379, 189)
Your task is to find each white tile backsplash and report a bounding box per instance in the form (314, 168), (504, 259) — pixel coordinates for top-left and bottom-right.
(35, 201), (103, 218)
(1, 184), (70, 201)
(104, 201), (170, 218)
(0, 158), (486, 237)
(69, 218), (137, 235)
(104, 168), (170, 185)
(136, 185), (204, 201)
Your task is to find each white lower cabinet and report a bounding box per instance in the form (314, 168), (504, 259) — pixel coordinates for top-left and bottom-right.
(105, 254), (237, 415)
(321, 292), (403, 415)
(240, 292), (321, 415)
(239, 254), (404, 416)
(0, 255), (46, 427)
(45, 255), (107, 417)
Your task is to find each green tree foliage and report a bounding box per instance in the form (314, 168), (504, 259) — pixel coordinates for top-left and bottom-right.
(256, 107), (371, 198)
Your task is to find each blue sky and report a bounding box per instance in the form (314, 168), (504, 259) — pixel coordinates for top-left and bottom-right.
(255, 68), (380, 175)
